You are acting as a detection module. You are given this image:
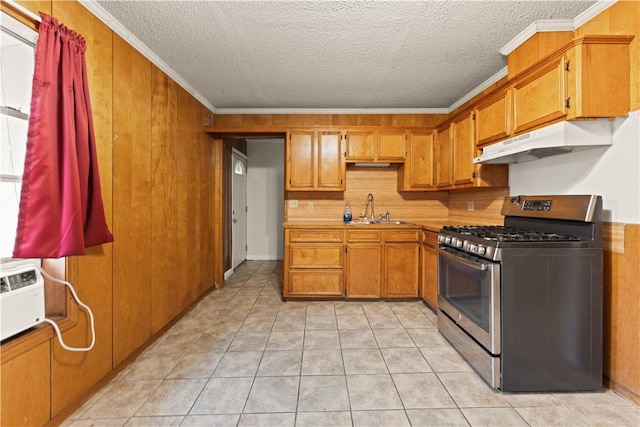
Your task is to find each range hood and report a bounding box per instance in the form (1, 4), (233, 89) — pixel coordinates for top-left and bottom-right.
(474, 120), (612, 164)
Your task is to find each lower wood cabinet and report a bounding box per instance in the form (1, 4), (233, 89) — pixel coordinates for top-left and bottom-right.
(284, 229), (344, 298)
(345, 230), (383, 298)
(384, 230), (420, 298)
(420, 230), (439, 309)
(284, 226), (422, 300)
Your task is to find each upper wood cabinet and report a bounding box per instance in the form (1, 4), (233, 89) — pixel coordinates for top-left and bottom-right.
(437, 117), (508, 191)
(511, 35), (633, 135)
(564, 35), (632, 119)
(345, 128), (406, 162)
(435, 125), (453, 189)
(452, 113), (475, 186)
(377, 129), (407, 161)
(286, 129), (345, 191)
(475, 89), (512, 147)
(397, 130), (435, 191)
(512, 57), (567, 134)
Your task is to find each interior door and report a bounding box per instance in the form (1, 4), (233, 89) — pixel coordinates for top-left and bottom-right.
(232, 150), (247, 269)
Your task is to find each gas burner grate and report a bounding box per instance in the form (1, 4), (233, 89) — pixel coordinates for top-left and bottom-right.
(443, 225), (581, 242)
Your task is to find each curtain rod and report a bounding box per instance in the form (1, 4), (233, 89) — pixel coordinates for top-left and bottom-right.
(4, 0), (41, 23)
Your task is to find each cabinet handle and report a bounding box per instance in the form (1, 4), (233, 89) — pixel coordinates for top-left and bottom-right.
(565, 60), (571, 71)
(565, 97), (571, 108)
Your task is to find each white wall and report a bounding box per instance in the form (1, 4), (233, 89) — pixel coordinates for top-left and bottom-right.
(246, 139), (285, 260)
(509, 110), (640, 224)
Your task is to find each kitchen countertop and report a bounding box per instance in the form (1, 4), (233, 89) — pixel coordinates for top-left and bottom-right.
(283, 221), (445, 233)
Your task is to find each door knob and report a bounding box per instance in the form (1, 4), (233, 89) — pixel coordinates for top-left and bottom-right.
(233, 218), (238, 223)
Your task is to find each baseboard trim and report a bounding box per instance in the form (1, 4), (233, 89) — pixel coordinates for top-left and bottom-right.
(224, 268), (234, 280)
(246, 255), (283, 261)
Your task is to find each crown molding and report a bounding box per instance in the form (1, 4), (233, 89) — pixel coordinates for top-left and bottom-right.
(499, 20), (574, 56)
(499, 0), (617, 56)
(447, 66), (508, 113)
(214, 107), (449, 115)
(76, 0), (615, 118)
(78, 0), (216, 114)
(574, 0), (617, 28)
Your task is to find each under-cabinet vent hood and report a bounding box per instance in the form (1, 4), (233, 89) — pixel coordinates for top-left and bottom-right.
(352, 162), (391, 167)
(474, 120), (612, 164)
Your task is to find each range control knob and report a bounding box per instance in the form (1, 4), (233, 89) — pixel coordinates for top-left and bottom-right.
(477, 246), (487, 255)
(444, 236), (452, 244)
(468, 244), (477, 254)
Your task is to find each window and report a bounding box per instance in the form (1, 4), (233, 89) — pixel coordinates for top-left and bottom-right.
(234, 159), (245, 175)
(1, 12), (37, 261)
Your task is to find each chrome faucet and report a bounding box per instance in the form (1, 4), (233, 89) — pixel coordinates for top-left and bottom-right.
(364, 193), (375, 221)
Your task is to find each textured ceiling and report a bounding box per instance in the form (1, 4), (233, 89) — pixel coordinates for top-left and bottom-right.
(95, 1), (597, 111)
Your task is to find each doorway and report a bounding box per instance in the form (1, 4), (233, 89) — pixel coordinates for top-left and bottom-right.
(231, 149), (247, 269)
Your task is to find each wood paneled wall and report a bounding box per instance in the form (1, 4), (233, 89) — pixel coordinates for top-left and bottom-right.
(215, 113), (448, 129)
(446, 187), (509, 224)
(112, 33), (153, 366)
(49, 1), (114, 416)
(603, 224), (640, 404)
(284, 169), (507, 225)
(150, 67), (179, 333)
(0, 1), (218, 424)
(286, 167), (450, 223)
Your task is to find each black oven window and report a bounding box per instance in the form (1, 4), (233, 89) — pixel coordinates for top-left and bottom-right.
(441, 259), (491, 333)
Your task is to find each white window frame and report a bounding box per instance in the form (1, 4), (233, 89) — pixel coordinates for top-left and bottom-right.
(1, 12), (38, 265)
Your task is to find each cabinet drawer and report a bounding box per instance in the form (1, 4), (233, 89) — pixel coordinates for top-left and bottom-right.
(346, 230), (382, 242)
(289, 229), (343, 243)
(289, 245), (343, 269)
(385, 230), (419, 242)
(288, 270), (343, 296)
(421, 230), (439, 247)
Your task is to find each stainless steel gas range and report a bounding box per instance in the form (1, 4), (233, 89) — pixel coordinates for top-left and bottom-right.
(437, 195), (603, 392)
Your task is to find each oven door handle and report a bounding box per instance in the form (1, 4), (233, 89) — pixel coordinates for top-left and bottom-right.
(437, 247), (488, 271)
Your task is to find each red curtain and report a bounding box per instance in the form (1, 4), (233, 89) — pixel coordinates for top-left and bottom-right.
(13, 13), (113, 258)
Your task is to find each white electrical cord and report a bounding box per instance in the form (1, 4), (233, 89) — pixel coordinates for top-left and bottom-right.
(38, 267), (95, 352)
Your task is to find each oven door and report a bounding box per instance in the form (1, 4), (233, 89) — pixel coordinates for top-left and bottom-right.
(437, 246), (501, 354)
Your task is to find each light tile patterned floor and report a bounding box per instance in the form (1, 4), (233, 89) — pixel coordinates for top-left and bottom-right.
(64, 260), (639, 427)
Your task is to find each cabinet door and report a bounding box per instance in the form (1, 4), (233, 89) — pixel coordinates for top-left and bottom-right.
(475, 90), (512, 147)
(567, 40), (630, 119)
(398, 131), (434, 191)
(287, 130), (315, 190)
(317, 131), (345, 190)
(384, 243), (419, 298)
(377, 130), (406, 161)
(452, 113), (475, 186)
(345, 130), (375, 161)
(346, 244), (381, 298)
(420, 242), (438, 309)
(435, 126), (453, 189)
(513, 57), (567, 134)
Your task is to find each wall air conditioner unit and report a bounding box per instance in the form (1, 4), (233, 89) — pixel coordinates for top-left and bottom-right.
(1, 260), (45, 341)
